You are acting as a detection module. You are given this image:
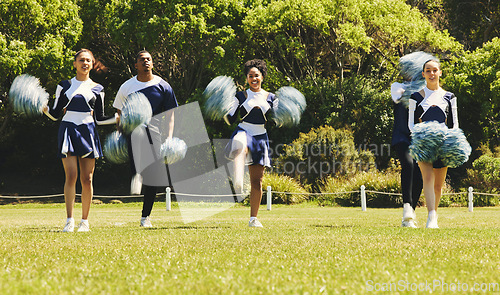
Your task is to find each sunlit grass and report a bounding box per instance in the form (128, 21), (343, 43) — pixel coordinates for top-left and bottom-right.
(0, 202), (499, 294)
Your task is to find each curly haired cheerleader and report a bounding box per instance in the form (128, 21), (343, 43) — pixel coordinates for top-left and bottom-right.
(204, 59), (305, 227)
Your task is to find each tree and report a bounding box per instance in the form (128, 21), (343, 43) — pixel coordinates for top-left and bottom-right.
(99, 0), (247, 101)
(408, 0), (500, 50)
(443, 37), (500, 151)
(0, 0), (82, 190)
(243, 0), (461, 84)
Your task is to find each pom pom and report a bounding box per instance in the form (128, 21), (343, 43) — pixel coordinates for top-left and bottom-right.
(439, 128), (472, 168)
(396, 52), (438, 108)
(409, 121), (447, 163)
(9, 74), (49, 116)
(272, 86), (306, 127)
(159, 137), (188, 164)
(103, 131), (129, 164)
(203, 76), (236, 120)
(120, 92), (152, 134)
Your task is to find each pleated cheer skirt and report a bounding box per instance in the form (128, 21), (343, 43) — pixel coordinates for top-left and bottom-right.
(57, 121), (103, 158)
(225, 126), (271, 168)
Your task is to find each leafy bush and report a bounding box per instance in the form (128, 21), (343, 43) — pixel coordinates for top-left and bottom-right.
(465, 154), (500, 206)
(273, 126), (375, 188)
(318, 171), (402, 207)
(261, 173), (309, 205)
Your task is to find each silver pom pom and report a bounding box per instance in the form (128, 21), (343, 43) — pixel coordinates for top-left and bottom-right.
(272, 86), (306, 127)
(409, 121), (447, 163)
(397, 52), (438, 108)
(120, 92), (152, 134)
(439, 128), (472, 168)
(103, 131), (129, 164)
(159, 137), (187, 164)
(203, 76), (237, 120)
(9, 74), (49, 116)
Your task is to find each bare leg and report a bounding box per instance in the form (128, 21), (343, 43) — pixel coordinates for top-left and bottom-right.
(231, 132), (247, 194)
(249, 164), (265, 217)
(433, 167), (448, 210)
(79, 157), (95, 220)
(418, 162), (436, 212)
(232, 148), (246, 194)
(61, 156), (78, 218)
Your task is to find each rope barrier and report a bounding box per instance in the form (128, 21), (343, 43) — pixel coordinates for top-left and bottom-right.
(0, 188), (498, 199)
(471, 192), (500, 197)
(271, 191), (359, 196)
(364, 190), (401, 196)
(171, 192), (247, 197)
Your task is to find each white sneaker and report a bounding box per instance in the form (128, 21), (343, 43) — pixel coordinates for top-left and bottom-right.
(77, 221), (90, 232)
(402, 203), (415, 221)
(402, 219), (418, 228)
(131, 173), (143, 195)
(140, 216), (152, 228)
(63, 219), (75, 232)
(249, 218), (263, 228)
(426, 210), (439, 228)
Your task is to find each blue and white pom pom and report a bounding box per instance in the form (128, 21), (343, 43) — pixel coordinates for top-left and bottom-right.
(396, 52), (437, 108)
(439, 128), (472, 168)
(409, 121), (447, 163)
(203, 76), (237, 121)
(159, 137), (188, 164)
(272, 86), (306, 127)
(120, 92), (152, 135)
(103, 131), (129, 164)
(9, 74), (49, 116)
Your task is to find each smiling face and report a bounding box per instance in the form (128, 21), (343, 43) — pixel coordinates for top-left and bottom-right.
(246, 67), (263, 92)
(73, 51), (93, 79)
(135, 52), (153, 73)
(422, 60), (442, 88)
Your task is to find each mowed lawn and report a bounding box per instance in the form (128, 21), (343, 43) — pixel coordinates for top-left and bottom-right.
(0, 202), (499, 294)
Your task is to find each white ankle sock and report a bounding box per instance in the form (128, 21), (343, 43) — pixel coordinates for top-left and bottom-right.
(67, 218), (74, 223)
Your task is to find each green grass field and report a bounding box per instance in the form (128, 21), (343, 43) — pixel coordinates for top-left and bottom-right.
(1, 202), (499, 294)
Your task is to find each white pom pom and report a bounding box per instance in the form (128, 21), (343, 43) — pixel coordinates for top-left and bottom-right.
(103, 131), (129, 164)
(9, 74), (49, 116)
(120, 92), (152, 134)
(203, 76), (236, 120)
(272, 86), (306, 127)
(159, 137), (187, 164)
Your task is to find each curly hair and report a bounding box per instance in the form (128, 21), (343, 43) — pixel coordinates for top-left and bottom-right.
(244, 59), (267, 78)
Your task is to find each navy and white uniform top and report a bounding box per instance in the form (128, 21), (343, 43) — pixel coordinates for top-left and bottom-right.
(46, 77), (116, 125)
(45, 77), (116, 158)
(113, 75), (178, 115)
(224, 89), (277, 135)
(408, 87), (458, 131)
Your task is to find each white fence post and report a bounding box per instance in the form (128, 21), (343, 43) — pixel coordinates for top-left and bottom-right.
(166, 187), (171, 211)
(468, 186), (473, 212)
(361, 185), (367, 211)
(267, 186), (272, 211)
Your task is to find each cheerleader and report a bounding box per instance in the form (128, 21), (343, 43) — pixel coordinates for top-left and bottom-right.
(43, 49), (117, 232)
(223, 59), (277, 228)
(408, 59), (468, 228)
